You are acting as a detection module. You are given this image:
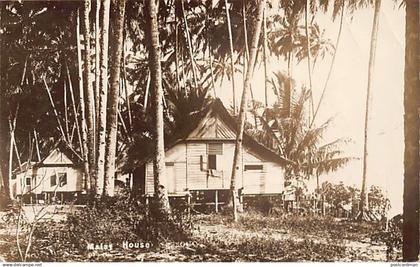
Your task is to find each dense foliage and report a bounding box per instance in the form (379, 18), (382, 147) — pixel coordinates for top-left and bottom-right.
(13, 192), (192, 261)
(320, 181), (390, 218)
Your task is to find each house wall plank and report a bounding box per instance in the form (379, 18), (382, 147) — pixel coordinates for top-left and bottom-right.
(145, 140), (285, 194)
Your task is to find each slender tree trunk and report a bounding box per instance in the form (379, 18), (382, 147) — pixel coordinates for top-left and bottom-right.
(33, 129), (41, 162)
(93, 0), (100, 177)
(316, 173), (321, 215)
(65, 63), (84, 157)
(122, 38), (133, 132)
(285, 51), (292, 117)
(263, 7), (268, 109)
(208, 42), (217, 98)
(205, 9), (216, 97)
(82, 0), (97, 193)
(311, 0), (345, 127)
(402, 0), (419, 261)
(242, 1), (257, 128)
(230, 0), (265, 222)
(95, 0), (101, 125)
(143, 71), (151, 112)
(8, 106), (19, 199)
(11, 134), (22, 170)
(175, 13), (181, 92)
(305, 0), (314, 118)
(96, 0), (111, 195)
(43, 78), (67, 142)
(147, 0), (170, 213)
(76, 9), (91, 192)
(359, 0), (381, 220)
(181, 0), (198, 90)
(104, 0), (126, 197)
(224, 0), (236, 114)
(63, 79), (70, 141)
(0, 164), (4, 195)
(180, 46), (187, 90)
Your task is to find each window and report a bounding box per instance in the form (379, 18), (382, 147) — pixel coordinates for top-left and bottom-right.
(50, 175), (57, 187)
(165, 162), (174, 167)
(58, 173), (67, 187)
(244, 165), (263, 171)
(208, 154), (217, 170)
(207, 143), (222, 170)
(25, 177), (31, 186)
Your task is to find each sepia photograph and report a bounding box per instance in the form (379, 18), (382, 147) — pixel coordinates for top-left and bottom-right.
(0, 0), (418, 264)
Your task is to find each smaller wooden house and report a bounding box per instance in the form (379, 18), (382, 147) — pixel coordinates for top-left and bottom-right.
(9, 142), (85, 204)
(133, 99), (290, 205)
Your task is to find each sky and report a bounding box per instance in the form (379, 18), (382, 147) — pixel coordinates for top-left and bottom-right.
(215, 1), (406, 217)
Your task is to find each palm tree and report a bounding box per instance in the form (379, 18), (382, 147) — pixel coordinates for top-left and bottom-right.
(164, 83), (212, 141)
(96, 0), (111, 195)
(95, 0), (100, 122)
(76, 8), (91, 191)
(304, 0), (314, 117)
(269, 6), (304, 117)
(81, 0), (96, 193)
(263, 7), (269, 109)
(254, 72), (351, 189)
(147, 0), (170, 213)
(230, 0), (265, 222)
(359, 0), (381, 221)
(103, 0), (126, 197)
(224, 0), (237, 114)
(402, 0), (420, 261)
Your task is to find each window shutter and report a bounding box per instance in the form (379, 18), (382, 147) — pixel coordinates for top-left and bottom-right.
(50, 175), (57, 187)
(59, 173), (67, 187)
(208, 143), (223, 155)
(200, 155), (208, 171)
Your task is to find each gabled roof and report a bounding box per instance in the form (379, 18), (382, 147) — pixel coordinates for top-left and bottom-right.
(207, 99), (291, 166)
(36, 141), (83, 167)
(13, 141), (83, 174)
(141, 98), (291, 166)
(12, 161), (37, 175)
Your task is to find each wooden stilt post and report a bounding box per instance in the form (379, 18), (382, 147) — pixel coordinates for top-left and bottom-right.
(215, 190), (218, 213)
(187, 192), (191, 216)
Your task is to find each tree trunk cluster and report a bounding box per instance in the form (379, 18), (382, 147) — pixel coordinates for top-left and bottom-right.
(75, 0), (126, 197)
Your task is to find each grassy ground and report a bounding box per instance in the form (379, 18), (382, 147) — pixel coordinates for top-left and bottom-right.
(0, 209), (399, 262)
(186, 211), (389, 262)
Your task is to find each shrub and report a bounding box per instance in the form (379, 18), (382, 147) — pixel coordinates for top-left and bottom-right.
(242, 195), (283, 215)
(25, 191), (192, 261)
(371, 214), (402, 261)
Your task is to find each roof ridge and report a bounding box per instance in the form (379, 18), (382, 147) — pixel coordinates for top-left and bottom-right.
(137, 98), (292, 166)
